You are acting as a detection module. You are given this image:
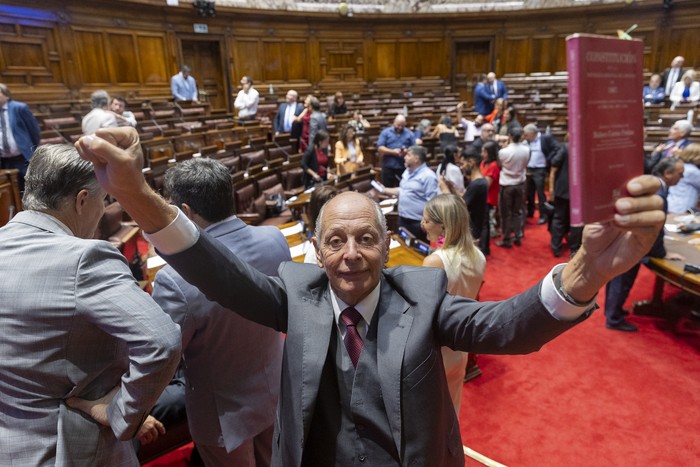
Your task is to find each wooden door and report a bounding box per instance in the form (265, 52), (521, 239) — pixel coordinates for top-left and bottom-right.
(181, 39), (227, 110)
(452, 40), (492, 105)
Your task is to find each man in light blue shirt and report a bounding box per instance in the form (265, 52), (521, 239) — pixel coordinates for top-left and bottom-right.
(384, 145), (438, 242)
(377, 115), (416, 188)
(171, 65), (198, 102)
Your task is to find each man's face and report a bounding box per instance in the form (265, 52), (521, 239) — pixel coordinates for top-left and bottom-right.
(650, 75), (661, 88)
(665, 162), (685, 187)
(110, 99), (124, 115)
(481, 124), (495, 141)
(404, 150), (420, 170)
(314, 193), (390, 305)
(487, 73), (496, 83)
(474, 114), (484, 126)
(669, 124), (686, 141)
(393, 117), (406, 132)
(523, 131), (536, 143)
(241, 77), (250, 91)
(286, 91), (297, 103)
(0, 93), (7, 107)
(672, 56), (684, 68)
(182, 70), (190, 79)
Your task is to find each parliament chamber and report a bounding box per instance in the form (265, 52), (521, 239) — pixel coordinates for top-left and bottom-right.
(1, 0), (699, 466)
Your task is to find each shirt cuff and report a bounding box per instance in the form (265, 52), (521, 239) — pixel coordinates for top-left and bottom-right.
(142, 207), (199, 255)
(540, 264), (597, 321)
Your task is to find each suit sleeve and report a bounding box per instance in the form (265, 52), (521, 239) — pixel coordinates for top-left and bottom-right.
(274, 105), (283, 133)
(153, 268), (196, 351)
(19, 104), (40, 147)
(435, 278), (588, 354)
(161, 230), (289, 332)
(75, 242), (181, 441)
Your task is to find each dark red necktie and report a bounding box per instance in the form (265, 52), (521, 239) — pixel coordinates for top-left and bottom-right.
(340, 307), (364, 367)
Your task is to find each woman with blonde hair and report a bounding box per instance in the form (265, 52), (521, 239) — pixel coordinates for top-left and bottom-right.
(421, 194), (486, 413)
(668, 143), (700, 213)
(334, 124), (364, 174)
(670, 70), (699, 105)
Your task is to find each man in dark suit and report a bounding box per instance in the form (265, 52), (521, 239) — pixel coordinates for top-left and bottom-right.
(76, 127), (665, 467)
(0, 83), (41, 190)
(523, 123), (560, 224)
(473, 74), (494, 116)
(153, 158), (291, 465)
(604, 157), (685, 332)
(487, 72), (508, 100)
(274, 89), (304, 140)
(661, 56), (685, 97)
(549, 143), (583, 258)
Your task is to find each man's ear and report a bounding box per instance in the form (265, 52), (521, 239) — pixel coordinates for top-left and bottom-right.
(74, 189), (90, 215)
(312, 236), (324, 268)
(180, 203), (193, 220)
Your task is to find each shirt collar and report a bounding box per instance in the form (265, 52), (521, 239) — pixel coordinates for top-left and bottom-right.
(330, 281), (381, 330)
(204, 214), (238, 232)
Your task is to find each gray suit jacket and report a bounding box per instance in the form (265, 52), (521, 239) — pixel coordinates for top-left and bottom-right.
(307, 111), (327, 148)
(0, 211), (181, 466)
(152, 217), (291, 452)
(163, 231), (588, 466)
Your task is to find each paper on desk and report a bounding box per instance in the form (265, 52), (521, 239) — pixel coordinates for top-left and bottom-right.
(280, 222), (303, 237)
(289, 241), (312, 258)
(379, 198), (398, 206)
(665, 224), (680, 233)
(389, 239), (401, 250)
(381, 205), (394, 215)
(287, 195), (298, 202)
(147, 255), (166, 269)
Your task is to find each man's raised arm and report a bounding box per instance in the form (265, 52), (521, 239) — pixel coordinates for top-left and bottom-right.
(75, 127), (176, 234)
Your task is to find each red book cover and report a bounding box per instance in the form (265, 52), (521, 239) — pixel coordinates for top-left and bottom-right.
(566, 33), (644, 225)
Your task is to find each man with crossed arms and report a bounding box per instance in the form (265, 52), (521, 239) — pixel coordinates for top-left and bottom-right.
(75, 127), (663, 466)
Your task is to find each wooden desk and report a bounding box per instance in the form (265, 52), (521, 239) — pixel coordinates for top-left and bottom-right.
(633, 217), (700, 315)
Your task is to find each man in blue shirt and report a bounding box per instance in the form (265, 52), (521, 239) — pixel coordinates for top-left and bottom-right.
(383, 145), (438, 242)
(377, 114), (416, 187)
(643, 74), (665, 105)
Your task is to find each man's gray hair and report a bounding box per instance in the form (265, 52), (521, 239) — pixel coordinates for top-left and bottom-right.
(23, 144), (100, 211)
(523, 123), (539, 135)
(90, 90), (110, 109)
(314, 197), (387, 244)
(408, 145), (428, 163)
(651, 156), (681, 178)
(674, 120), (693, 137)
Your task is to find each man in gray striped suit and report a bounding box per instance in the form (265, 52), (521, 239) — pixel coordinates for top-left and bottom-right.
(0, 144), (181, 465)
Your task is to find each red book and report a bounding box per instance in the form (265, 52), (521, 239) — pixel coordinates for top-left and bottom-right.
(566, 33), (644, 225)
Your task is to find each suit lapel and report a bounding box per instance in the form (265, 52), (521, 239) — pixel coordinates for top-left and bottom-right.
(375, 277), (412, 459)
(300, 283), (335, 436)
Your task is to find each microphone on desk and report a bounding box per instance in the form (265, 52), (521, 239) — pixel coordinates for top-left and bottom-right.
(243, 156), (254, 178)
(271, 140), (293, 165)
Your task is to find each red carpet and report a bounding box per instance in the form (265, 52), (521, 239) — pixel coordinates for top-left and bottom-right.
(460, 216), (700, 466)
(146, 216), (700, 466)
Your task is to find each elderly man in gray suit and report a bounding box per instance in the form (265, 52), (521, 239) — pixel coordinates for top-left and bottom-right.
(0, 144), (181, 465)
(76, 127), (664, 466)
(152, 158), (291, 466)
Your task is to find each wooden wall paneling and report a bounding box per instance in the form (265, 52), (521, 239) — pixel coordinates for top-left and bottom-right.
(262, 40), (284, 82)
(418, 39), (443, 78)
(375, 41), (397, 79)
(232, 39), (262, 83)
(181, 37), (227, 110)
(501, 36), (530, 74)
(452, 38), (493, 102)
(530, 36), (557, 73)
(284, 41), (307, 81)
(0, 22), (64, 88)
(398, 41), (420, 79)
(668, 25), (700, 69)
(319, 39), (363, 82)
(137, 34), (170, 84)
(106, 32), (138, 84)
(73, 28), (110, 85)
